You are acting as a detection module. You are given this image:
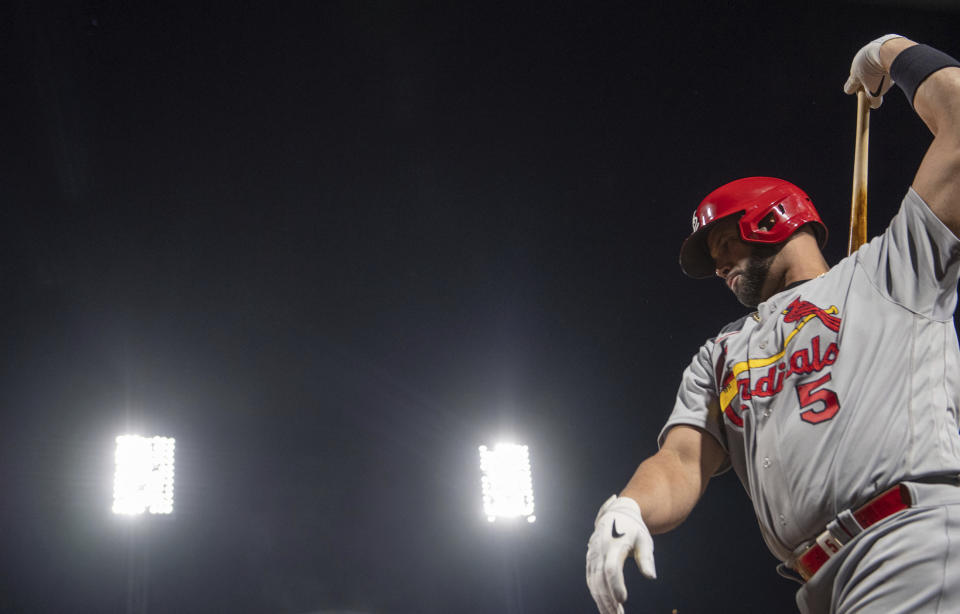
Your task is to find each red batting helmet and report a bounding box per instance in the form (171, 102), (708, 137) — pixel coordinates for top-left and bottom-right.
(679, 177), (828, 278)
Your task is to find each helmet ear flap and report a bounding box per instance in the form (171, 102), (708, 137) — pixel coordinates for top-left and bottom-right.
(738, 189), (822, 245)
(758, 207), (785, 232)
(739, 202), (791, 242)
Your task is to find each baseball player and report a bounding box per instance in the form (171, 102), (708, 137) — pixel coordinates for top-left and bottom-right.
(586, 34), (960, 613)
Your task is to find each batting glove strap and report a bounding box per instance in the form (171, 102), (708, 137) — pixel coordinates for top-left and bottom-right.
(890, 44), (960, 109)
(843, 33), (904, 109)
(586, 495), (657, 614)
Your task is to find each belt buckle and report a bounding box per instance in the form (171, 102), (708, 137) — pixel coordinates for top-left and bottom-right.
(792, 524), (847, 582)
(814, 526), (845, 557)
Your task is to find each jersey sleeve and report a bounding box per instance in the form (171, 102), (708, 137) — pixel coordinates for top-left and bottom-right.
(857, 188), (960, 320)
(658, 337), (732, 475)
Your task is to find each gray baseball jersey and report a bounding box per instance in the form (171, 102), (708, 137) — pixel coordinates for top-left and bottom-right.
(659, 188), (960, 563)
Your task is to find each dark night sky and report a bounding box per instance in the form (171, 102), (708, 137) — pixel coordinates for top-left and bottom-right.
(2, 2), (959, 613)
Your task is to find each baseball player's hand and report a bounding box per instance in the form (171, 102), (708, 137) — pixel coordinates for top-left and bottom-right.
(586, 494), (656, 614)
(843, 34), (904, 108)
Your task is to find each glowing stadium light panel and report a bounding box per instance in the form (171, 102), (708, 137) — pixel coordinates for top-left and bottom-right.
(478, 443), (536, 523)
(112, 435), (176, 515)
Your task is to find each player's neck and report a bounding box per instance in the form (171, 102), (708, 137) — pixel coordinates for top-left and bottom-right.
(764, 233), (830, 300)
(782, 257), (829, 287)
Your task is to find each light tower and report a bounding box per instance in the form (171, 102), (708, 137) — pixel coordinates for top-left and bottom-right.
(113, 434), (176, 614)
(479, 441), (536, 614)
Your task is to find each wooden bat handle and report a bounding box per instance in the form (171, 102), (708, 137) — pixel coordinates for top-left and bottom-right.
(848, 90), (870, 255)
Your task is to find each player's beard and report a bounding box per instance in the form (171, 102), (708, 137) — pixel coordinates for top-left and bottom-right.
(734, 245), (779, 308)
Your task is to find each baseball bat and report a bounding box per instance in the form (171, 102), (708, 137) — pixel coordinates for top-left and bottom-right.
(848, 90), (870, 255)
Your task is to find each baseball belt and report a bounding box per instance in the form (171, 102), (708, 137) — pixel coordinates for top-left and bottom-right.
(793, 484), (912, 582)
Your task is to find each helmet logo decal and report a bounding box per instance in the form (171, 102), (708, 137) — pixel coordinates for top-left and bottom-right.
(691, 212), (700, 232)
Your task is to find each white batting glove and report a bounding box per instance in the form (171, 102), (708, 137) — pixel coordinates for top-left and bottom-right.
(586, 494), (656, 614)
(843, 34), (904, 108)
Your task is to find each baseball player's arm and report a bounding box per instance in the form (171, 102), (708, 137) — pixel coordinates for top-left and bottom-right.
(620, 424), (727, 533)
(878, 38), (960, 237)
(586, 425), (726, 614)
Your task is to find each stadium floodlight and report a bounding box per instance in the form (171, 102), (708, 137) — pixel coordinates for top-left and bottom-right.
(478, 443), (536, 523)
(112, 435), (176, 515)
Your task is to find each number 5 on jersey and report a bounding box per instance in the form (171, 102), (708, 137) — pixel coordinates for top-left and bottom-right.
(797, 373), (840, 424)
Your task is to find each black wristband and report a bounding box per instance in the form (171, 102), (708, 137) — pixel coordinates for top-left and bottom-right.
(890, 44), (960, 108)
